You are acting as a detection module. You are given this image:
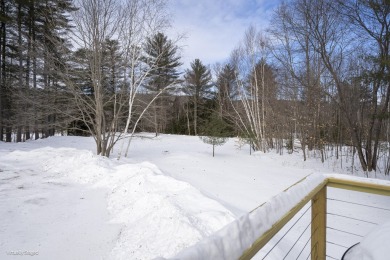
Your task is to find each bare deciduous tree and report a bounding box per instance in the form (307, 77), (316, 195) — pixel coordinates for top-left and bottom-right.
(269, 0), (389, 172)
(58, 0), (173, 158)
(230, 26), (271, 152)
(268, 2), (326, 161)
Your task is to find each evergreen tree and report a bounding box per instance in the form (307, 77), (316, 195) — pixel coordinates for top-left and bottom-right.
(143, 32), (181, 92)
(102, 38), (124, 94)
(39, 0), (77, 138)
(0, 0), (10, 141)
(143, 32), (181, 135)
(215, 63), (238, 130)
(216, 63), (237, 106)
(0, 0), (76, 142)
(200, 112), (229, 157)
(183, 58), (213, 135)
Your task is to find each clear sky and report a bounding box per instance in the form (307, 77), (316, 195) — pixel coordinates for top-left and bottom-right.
(167, 0), (281, 70)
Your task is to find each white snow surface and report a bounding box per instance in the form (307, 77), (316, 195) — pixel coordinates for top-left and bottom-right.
(1, 134), (389, 259)
(0, 137), (234, 259)
(343, 221), (390, 260)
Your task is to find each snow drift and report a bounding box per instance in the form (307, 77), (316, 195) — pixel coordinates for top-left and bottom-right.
(0, 142), (234, 259)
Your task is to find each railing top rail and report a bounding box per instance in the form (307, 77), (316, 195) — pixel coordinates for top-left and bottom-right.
(327, 176), (390, 196)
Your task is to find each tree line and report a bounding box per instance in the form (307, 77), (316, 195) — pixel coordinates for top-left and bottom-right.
(0, 0), (389, 174)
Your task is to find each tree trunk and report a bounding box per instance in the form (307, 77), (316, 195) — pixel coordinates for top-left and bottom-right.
(194, 97), (197, 136)
(186, 102), (191, 135)
(1, 0), (10, 142)
(31, 2), (39, 140)
(17, 2), (23, 143)
(25, 126), (30, 140)
(0, 0), (4, 141)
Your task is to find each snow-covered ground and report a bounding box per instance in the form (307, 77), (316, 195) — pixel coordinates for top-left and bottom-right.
(0, 134), (389, 259)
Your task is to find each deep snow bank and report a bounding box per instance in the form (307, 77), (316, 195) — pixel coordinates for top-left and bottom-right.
(1, 144), (235, 259)
(44, 148), (236, 258)
(102, 163), (235, 259)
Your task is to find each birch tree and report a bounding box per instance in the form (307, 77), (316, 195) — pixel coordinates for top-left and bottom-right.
(59, 0), (172, 157)
(231, 26), (270, 152)
(117, 0), (181, 158)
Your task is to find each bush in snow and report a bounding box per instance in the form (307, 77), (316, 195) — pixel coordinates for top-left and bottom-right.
(199, 112), (229, 157)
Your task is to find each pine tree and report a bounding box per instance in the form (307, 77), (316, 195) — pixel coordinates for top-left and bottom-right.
(215, 63), (238, 127)
(216, 63), (237, 105)
(102, 38), (124, 94)
(143, 32), (181, 92)
(0, 0), (76, 142)
(200, 112), (229, 157)
(183, 58), (213, 135)
(39, 0), (77, 138)
(0, 0), (12, 141)
(143, 32), (181, 135)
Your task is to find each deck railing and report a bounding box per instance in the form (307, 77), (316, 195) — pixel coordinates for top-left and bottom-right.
(240, 176), (390, 260)
(172, 175), (390, 260)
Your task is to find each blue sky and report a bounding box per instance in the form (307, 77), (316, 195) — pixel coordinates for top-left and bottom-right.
(167, 0), (281, 69)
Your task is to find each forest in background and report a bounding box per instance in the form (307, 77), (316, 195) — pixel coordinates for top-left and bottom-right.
(0, 0), (389, 174)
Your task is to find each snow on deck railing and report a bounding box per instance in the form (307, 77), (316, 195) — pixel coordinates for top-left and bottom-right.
(170, 174), (390, 260)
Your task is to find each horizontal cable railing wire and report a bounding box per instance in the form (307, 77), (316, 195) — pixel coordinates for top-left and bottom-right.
(304, 246), (311, 260)
(326, 226), (364, 238)
(325, 191), (390, 259)
(327, 197), (390, 212)
(283, 219), (311, 259)
(295, 232), (312, 260)
(326, 212), (379, 225)
(326, 240), (349, 249)
(260, 205), (312, 259)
